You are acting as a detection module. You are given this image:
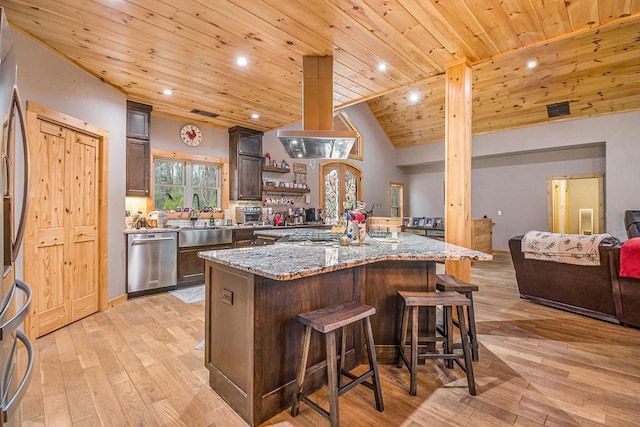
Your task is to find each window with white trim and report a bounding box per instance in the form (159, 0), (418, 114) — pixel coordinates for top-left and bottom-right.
(153, 158), (221, 211)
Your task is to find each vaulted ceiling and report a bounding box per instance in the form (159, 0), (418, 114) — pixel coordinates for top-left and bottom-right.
(3, 1), (640, 148)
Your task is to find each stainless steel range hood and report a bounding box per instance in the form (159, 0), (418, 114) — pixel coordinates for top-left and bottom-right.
(278, 56), (357, 159)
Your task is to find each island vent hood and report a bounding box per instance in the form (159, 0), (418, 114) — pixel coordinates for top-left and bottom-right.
(277, 56), (357, 159)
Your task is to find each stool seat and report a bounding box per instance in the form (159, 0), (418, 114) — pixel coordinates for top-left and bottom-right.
(291, 301), (384, 426)
(396, 290), (477, 396)
(298, 300), (376, 333)
(436, 274), (480, 362)
(398, 290), (471, 307)
(436, 274), (479, 293)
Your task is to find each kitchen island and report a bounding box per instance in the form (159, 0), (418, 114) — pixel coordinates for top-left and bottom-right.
(198, 230), (491, 425)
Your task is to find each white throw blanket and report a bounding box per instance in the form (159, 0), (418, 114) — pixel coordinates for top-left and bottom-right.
(521, 231), (616, 266)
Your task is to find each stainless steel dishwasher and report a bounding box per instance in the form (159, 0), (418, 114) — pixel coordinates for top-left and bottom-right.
(127, 231), (178, 296)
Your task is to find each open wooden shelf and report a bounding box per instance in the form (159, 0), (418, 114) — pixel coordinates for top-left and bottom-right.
(166, 212), (224, 219)
(263, 165), (290, 173)
(262, 185), (310, 194)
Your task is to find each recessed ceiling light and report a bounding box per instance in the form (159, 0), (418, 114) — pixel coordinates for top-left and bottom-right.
(236, 56), (248, 66)
(377, 62), (388, 72)
(526, 59), (538, 69)
(408, 92), (420, 103)
(162, 88), (173, 95)
(251, 113), (260, 119)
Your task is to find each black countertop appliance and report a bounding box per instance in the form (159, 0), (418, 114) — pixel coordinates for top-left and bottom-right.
(305, 208), (316, 223)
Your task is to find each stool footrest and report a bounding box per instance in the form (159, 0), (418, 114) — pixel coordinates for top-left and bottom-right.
(339, 370), (375, 396)
(300, 396), (331, 421)
(435, 275), (480, 363)
(396, 290), (477, 396)
(291, 301), (384, 426)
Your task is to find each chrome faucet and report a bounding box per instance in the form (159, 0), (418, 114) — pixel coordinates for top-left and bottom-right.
(190, 194), (201, 226)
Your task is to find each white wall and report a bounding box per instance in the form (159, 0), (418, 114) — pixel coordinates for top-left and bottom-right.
(10, 30), (128, 300)
(398, 111), (640, 248)
(404, 145), (606, 251)
(343, 102), (406, 215)
(262, 102), (407, 216)
(10, 20), (640, 295)
(150, 115), (229, 158)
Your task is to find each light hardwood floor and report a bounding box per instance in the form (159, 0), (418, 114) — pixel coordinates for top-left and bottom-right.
(19, 254), (640, 426)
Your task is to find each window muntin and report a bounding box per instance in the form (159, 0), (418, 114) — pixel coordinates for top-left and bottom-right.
(153, 158), (221, 211)
(390, 182), (404, 217)
(324, 168), (340, 224)
(320, 161), (362, 224)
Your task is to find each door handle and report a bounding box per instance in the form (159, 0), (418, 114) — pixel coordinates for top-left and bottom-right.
(7, 85), (30, 262)
(1, 154), (9, 198)
(1, 330), (34, 422)
(0, 280), (32, 341)
(131, 237), (176, 244)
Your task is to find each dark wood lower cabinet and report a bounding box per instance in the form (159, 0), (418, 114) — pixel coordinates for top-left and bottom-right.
(232, 228), (258, 248)
(126, 137), (150, 197)
(178, 244), (232, 286)
(203, 259), (436, 426)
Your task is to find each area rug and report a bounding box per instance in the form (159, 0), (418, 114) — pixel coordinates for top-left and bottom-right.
(169, 285), (205, 304)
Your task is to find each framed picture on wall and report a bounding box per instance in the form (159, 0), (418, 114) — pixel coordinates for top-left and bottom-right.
(412, 217), (420, 227)
(402, 217), (411, 227)
(433, 217), (444, 228)
(417, 217), (426, 227)
(425, 218), (434, 228)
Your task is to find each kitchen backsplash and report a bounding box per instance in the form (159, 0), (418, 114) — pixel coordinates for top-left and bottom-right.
(125, 197), (148, 216)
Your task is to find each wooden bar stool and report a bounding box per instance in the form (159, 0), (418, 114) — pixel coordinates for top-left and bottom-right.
(290, 301), (384, 426)
(436, 273), (480, 362)
(396, 291), (476, 396)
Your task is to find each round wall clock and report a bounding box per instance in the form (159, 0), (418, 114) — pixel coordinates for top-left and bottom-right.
(180, 124), (202, 147)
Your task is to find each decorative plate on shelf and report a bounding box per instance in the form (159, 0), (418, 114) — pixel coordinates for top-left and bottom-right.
(180, 124), (202, 147)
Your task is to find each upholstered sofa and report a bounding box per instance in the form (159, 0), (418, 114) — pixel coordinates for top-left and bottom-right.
(509, 235), (639, 328)
(609, 246), (640, 328)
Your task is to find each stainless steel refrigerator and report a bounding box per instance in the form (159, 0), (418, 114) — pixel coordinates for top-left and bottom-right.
(0, 7), (34, 427)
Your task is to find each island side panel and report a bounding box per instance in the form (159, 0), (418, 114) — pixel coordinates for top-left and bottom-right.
(363, 260), (436, 363)
(205, 262), (256, 424)
(256, 268), (360, 424)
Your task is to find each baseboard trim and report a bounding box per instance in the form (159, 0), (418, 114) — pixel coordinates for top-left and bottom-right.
(520, 294), (620, 324)
(105, 293), (128, 310)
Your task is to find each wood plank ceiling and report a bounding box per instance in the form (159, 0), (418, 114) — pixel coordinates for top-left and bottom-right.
(3, 1), (640, 148)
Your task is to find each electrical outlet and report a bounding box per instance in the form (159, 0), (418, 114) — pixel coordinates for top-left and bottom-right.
(498, 210), (502, 216)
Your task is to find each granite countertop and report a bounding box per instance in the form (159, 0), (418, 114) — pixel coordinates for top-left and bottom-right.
(123, 228), (179, 234)
(199, 229), (492, 281)
(124, 223), (330, 234)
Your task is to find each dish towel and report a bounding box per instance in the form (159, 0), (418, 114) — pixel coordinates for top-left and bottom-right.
(521, 230), (617, 266)
(620, 237), (640, 279)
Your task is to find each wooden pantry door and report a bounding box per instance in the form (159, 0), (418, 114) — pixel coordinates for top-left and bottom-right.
(24, 103), (107, 338)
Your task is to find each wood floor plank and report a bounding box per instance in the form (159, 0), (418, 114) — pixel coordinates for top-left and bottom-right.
(82, 365), (128, 426)
(43, 391), (73, 426)
(115, 349), (166, 406)
(17, 253), (640, 426)
(72, 414), (102, 427)
(112, 379), (155, 426)
(61, 359), (97, 423)
(149, 399), (188, 427)
(38, 335), (66, 398)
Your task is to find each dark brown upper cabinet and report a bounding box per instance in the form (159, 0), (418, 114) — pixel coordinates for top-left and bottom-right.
(126, 101), (152, 197)
(126, 101), (152, 139)
(229, 126), (263, 200)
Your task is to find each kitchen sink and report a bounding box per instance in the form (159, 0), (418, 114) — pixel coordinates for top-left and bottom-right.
(178, 228), (233, 247)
